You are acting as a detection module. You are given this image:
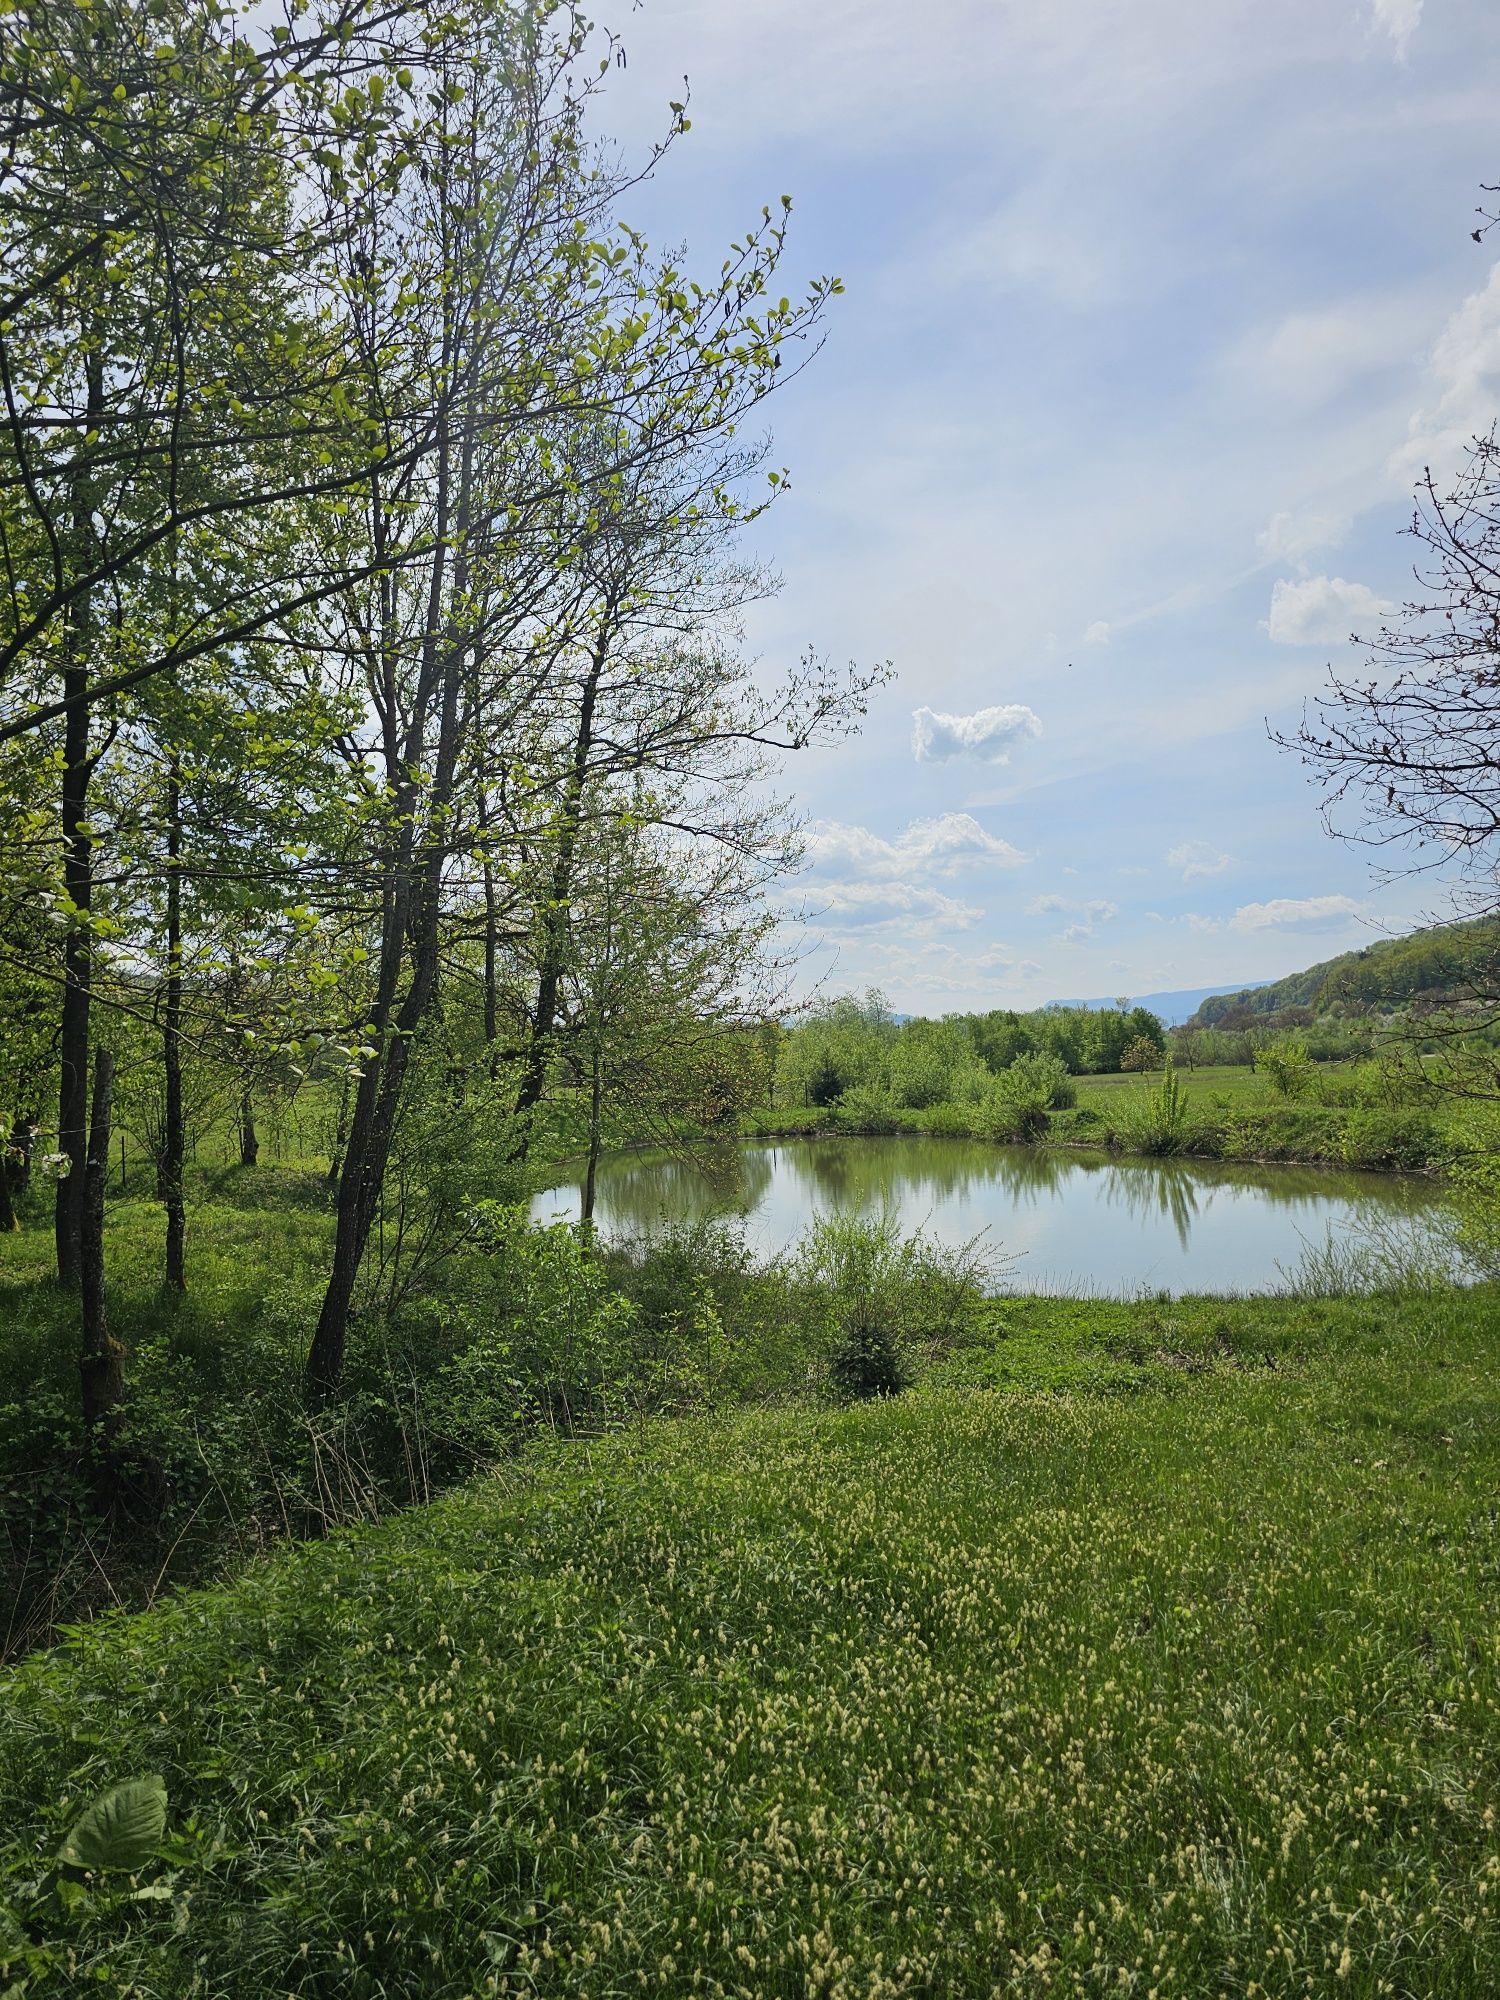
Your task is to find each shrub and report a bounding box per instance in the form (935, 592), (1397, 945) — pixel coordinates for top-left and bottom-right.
(1451, 1128), (1500, 1276)
(1254, 1036), (1316, 1098)
(1339, 1109), (1444, 1173)
(434, 1210), (642, 1445)
(795, 1213), (992, 1399)
(1107, 1056), (1196, 1157)
(1218, 1106), (1344, 1162)
(976, 1053), (1073, 1141)
(918, 1101), (976, 1138)
(830, 1083), (908, 1135)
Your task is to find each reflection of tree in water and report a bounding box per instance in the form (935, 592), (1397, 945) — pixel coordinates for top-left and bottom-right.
(568, 1135), (1453, 1279)
(1100, 1158), (1201, 1252)
(779, 1136), (1084, 1210)
(591, 1141), (773, 1232)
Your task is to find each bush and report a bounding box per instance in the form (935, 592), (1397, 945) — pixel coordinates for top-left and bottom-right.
(976, 1053), (1073, 1141)
(795, 1213), (992, 1400)
(1218, 1106), (1344, 1162)
(918, 1101), (977, 1138)
(1451, 1128), (1500, 1276)
(1254, 1036), (1315, 1098)
(1107, 1057), (1197, 1157)
(1339, 1109), (1444, 1173)
(433, 1209), (642, 1446)
(830, 1083), (909, 1135)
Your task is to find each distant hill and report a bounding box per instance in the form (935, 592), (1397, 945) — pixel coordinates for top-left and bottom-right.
(1186, 918), (1500, 1028)
(1050, 982), (1269, 1029)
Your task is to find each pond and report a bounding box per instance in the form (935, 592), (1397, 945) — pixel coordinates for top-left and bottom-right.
(530, 1135), (1462, 1296)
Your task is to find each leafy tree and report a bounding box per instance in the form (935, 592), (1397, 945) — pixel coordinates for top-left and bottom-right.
(1120, 1036), (1163, 1073)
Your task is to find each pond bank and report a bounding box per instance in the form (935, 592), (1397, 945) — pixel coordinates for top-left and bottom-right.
(739, 1094), (1458, 1174)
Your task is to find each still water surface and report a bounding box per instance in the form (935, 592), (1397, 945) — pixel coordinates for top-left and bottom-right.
(530, 1135), (1458, 1296)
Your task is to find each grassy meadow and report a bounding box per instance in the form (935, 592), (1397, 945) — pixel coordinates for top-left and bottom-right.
(2, 1278), (1498, 1997)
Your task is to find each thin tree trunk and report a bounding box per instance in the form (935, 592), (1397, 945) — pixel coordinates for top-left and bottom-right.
(162, 759), (186, 1288)
(326, 1071), (350, 1186)
(0, 1126), (18, 1233)
(79, 1048), (123, 1436)
(307, 358), (463, 1398)
(479, 785), (499, 1060)
(238, 1092), (259, 1167)
(54, 332), (104, 1289)
(581, 1045), (603, 1242)
(55, 687), (92, 1287)
(511, 617), (616, 1152)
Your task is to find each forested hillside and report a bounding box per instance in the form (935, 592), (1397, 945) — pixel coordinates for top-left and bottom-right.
(1188, 918), (1500, 1027)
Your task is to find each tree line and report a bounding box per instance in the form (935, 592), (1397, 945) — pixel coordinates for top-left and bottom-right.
(0, 0), (880, 1442)
(772, 992), (1169, 1113)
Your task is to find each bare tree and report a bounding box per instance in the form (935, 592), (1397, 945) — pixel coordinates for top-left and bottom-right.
(1280, 436), (1500, 905)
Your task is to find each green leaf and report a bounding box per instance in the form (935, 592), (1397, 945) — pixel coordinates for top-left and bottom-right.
(58, 1777), (168, 1873)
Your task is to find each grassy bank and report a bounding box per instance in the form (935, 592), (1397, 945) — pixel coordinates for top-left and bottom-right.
(745, 1062), (1476, 1173)
(2, 1280), (1497, 1996)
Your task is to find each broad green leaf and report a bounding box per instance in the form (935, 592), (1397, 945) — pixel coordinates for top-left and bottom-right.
(58, 1777), (168, 1873)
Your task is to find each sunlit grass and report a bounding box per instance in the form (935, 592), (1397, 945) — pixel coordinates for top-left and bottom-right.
(2, 1282), (1497, 1996)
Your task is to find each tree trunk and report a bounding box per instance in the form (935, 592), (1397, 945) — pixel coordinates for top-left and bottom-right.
(306, 393), (462, 1399)
(581, 1045), (603, 1243)
(326, 1071), (350, 1186)
(0, 1127), (18, 1233)
(511, 619), (615, 1153)
(55, 686), (92, 1287)
(79, 1048), (123, 1437)
(54, 333), (103, 1289)
(162, 760), (187, 1289)
(238, 1092), (259, 1167)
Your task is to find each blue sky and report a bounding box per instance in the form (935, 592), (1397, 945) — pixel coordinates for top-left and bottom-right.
(601, 0), (1500, 1012)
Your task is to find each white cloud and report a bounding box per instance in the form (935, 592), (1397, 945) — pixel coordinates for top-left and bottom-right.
(1255, 509), (1349, 570)
(813, 881), (984, 930)
(1166, 839), (1233, 881)
(807, 812), (1028, 879)
(1370, 0), (1422, 59)
(1265, 573), (1392, 645)
(1229, 894), (1364, 933)
(1030, 893), (1116, 928)
(1083, 620), (1111, 645)
(1392, 262), (1500, 485)
(911, 702), (1042, 764)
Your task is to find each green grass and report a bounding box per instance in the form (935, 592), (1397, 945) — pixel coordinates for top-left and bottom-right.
(746, 1063), (1469, 1172)
(2, 1283), (1498, 1997)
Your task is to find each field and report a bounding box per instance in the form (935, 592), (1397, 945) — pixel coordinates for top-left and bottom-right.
(3, 1279), (1498, 1997)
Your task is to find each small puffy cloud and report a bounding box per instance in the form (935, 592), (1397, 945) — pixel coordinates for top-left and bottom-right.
(808, 812), (1027, 880)
(1370, 0), (1421, 58)
(1030, 893), (1116, 927)
(1266, 574), (1392, 646)
(1166, 840), (1233, 882)
(1255, 509), (1349, 570)
(815, 880), (984, 931)
(1083, 620), (1110, 645)
(1229, 894), (1364, 933)
(912, 702), (1042, 764)
(1392, 262), (1500, 485)
(1060, 922), (1095, 943)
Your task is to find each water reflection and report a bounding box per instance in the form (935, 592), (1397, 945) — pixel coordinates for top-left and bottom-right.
(529, 1135), (1456, 1297)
